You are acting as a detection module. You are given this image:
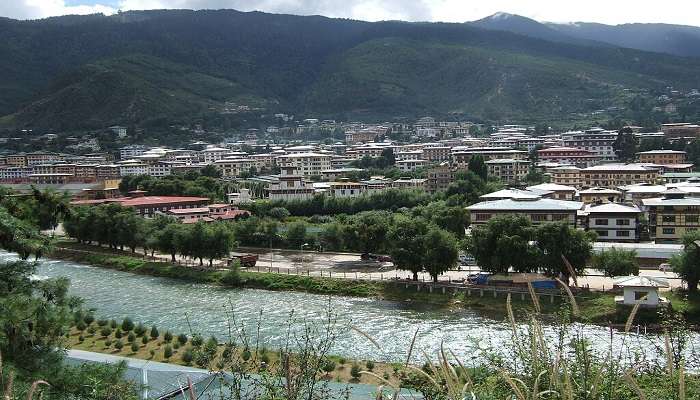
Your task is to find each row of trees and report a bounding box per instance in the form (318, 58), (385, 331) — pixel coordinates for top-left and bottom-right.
(64, 204), (235, 266)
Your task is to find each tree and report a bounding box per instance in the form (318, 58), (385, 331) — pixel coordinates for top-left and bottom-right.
(342, 211), (393, 253)
(388, 216), (430, 281)
(202, 223), (235, 267)
(200, 164), (223, 178)
(268, 207), (291, 220)
(593, 248), (640, 277)
(423, 228), (459, 282)
(671, 230), (700, 293)
(613, 132), (639, 162)
(534, 223), (596, 282)
(466, 215), (538, 275)
(30, 187), (71, 233)
(445, 171), (490, 206)
(468, 155), (488, 181)
(286, 221), (308, 248)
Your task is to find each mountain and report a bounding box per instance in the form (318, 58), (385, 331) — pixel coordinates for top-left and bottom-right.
(546, 22), (700, 58)
(470, 12), (604, 47)
(1, 9), (700, 131)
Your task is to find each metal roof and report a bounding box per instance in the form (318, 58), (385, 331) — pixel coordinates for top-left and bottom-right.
(614, 276), (669, 288)
(467, 198), (583, 212)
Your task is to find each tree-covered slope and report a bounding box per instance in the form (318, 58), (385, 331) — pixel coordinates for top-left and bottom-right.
(1, 9), (700, 129)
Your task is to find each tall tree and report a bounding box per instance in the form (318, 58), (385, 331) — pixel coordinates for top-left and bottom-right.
(613, 132), (639, 162)
(534, 223), (596, 282)
(466, 215), (538, 275)
(468, 155), (488, 181)
(387, 216), (430, 281)
(593, 248), (640, 277)
(423, 228), (459, 282)
(671, 230), (700, 293)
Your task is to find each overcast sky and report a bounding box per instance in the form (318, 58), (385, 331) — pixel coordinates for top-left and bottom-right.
(2, 0), (700, 27)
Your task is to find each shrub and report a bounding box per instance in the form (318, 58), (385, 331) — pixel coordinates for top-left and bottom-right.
(261, 353), (270, 364)
(350, 364), (361, 380)
(87, 326), (96, 336)
(127, 332), (136, 343)
(164, 345), (173, 359)
(338, 357), (346, 365)
(268, 207), (291, 220)
(134, 323), (146, 337)
(191, 335), (203, 347)
(242, 349), (251, 361)
(149, 349), (155, 358)
(115, 328), (123, 339)
(83, 314), (95, 325)
(366, 360), (375, 371)
(220, 268), (243, 287)
(164, 331), (173, 343)
(114, 340), (124, 350)
(78, 335), (85, 343)
(104, 338), (112, 347)
(121, 318), (135, 332)
(142, 335), (149, 345)
(173, 342), (180, 350)
(131, 342), (139, 353)
(97, 319), (108, 327)
(76, 321), (87, 331)
(177, 334), (188, 345)
(182, 349), (194, 364)
(100, 327), (112, 337)
(206, 336), (218, 348)
(110, 319), (118, 329)
(150, 326), (159, 339)
(321, 359), (336, 374)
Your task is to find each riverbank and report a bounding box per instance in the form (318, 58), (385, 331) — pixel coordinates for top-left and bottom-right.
(47, 242), (693, 325)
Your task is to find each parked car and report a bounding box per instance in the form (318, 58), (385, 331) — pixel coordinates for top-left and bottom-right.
(228, 254), (258, 268)
(658, 263), (671, 272)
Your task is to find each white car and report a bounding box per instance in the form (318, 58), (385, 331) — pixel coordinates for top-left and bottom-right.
(658, 263), (671, 272)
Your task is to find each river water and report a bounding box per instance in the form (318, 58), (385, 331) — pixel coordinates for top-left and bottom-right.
(5, 252), (699, 366)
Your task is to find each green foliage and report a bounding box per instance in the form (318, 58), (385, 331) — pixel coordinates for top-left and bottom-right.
(150, 326), (159, 338)
(130, 342), (139, 353)
(121, 317), (134, 332)
(164, 330), (173, 342)
(671, 230), (700, 292)
(100, 326), (112, 337)
(423, 227), (459, 282)
(177, 333), (188, 345)
(127, 332), (136, 343)
(613, 132), (639, 162)
(268, 207), (291, 220)
(141, 335), (149, 344)
(114, 340), (124, 350)
(593, 248), (640, 277)
(285, 221), (309, 249)
(134, 323), (146, 337)
(468, 155), (488, 181)
(350, 363), (361, 380)
(164, 344), (173, 359)
(182, 348), (194, 364)
(365, 360), (375, 371)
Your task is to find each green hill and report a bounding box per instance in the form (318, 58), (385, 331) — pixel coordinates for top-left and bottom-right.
(1, 9), (700, 130)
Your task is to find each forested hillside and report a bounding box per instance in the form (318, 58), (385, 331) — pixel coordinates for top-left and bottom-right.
(1, 9), (700, 130)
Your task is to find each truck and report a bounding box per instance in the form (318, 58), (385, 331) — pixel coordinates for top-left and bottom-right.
(227, 253), (258, 268)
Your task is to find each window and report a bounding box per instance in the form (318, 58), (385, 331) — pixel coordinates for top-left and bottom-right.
(531, 214), (547, 222)
(634, 291), (647, 301)
(594, 219), (608, 225)
(662, 215), (676, 223)
(616, 219), (630, 225)
(616, 231), (630, 237)
(662, 228), (676, 235)
(687, 215), (699, 224)
(596, 230), (608, 236)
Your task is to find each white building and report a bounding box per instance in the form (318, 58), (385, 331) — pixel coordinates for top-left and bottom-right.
(580, 203), (641, 242)
(200, 146), (231, 163)
(118, 160), (148, 176)
(228, 188), (253, 204)
(396, 159), (427, 172)
(614, 276), (669, 307)
(276, 152), (332, 177)
(120, 145), (149, 160)
(268, 167), (315, 201)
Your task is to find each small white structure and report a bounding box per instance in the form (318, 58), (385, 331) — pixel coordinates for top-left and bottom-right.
(614, 276), (670, 307)
(227, 188), (252, 204)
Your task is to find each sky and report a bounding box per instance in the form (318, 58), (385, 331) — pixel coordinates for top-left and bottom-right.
(2, 0), (700, 27)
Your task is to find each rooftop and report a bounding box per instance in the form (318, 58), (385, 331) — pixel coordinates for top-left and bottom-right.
(467, 198), (583, 212)
(527, 183), (577, 192)
(614, 276), (669, 288)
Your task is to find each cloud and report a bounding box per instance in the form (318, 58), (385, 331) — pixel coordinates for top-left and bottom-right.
(0, 0), (116, 20)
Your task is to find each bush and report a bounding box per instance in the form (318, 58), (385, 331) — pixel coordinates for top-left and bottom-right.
(177, 334), (188, 345)
(338, 357), (346, 365)
(164, 345), (173, 359)
(242, 349), (251, 361)
(121, 318), (135, 332)
(104, 338), (112, 347)
(127, 332), (136, 343)
(268, 207), (291, 220)
(78, 335), (85, 343)
(321, 359), (336, 374)
(182, 349), (194, 364)
(150, 326), (159, 339)
(173, 342), (180, 350)
(114, 340), (123, 350)
(100, 327), (112, 337)
(142, 335), (149, 344)
(261, 353), (270, 364)
(109, 319), (118, 329)
(149, 349), (155, 359)
(97, 319), (108, 327)
(115, 328), (123, 339)
(76, 321), (87, 331)
(220, 267), (243, 287)
(191, 335), (203, 347)
(164, 331), (173, 343)
(350, 364), (361, 380)
(84, 314), (95, 325)
(131, 342), (139, 353)
(134, 323), (146, 337)
(365, 360), (375, 371)
(87, 326), (96, 336)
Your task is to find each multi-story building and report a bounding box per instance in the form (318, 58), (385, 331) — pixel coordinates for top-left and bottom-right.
(643, 190), (700, 243)
(214, 158), (256, 178)
(637, 150), (687, 165)
(200, 146), (231, 163)
(485, 159), (529, 184)
(119, 145), (149, 160)
(96, 164), (120, 180)
(147, 161), (175, 177)
(548, 166), (582, 187)
(561, 128), (617, 160)
(451, 148), (527, 169)
(422, 146), (451, 162)
(25, 152), (64, 166)
(268, 167), (315, 201)
(276, 152), (332, 177)
(6, 154), (28, 167)
(526, 183), (577, 200)
(426, 163), (454, 193)
(466, 197), (583, 226)
(396, 159), (427, 172)
(580, 164), (659, 188)
(71, 193), (211, 218)
(393, 178), (427, 191)
(579, 203), (641, 242)
(661, 123), (700, 139)
(118, 160), (149, 176)
(537, 147), (600, 168)
(328, 181), (366, 198)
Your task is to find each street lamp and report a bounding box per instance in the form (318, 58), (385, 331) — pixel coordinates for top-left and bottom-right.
(301, 242), (309, 270)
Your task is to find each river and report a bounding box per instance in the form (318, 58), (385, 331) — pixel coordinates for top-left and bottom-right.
(5, 252), (699, 366)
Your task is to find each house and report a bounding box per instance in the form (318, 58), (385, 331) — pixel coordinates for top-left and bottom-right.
(578, 187), (622, 204)
(466, 197), (583, 226)
(538, 147), (600, 168)
(548, 165), (582, 187)
(392, 178), (427, 191)
(268, 167), (315, 201)
(71, 194), (210, 217)
(637, 150), (687, 165)
(396, 159), (427, 172)
(642, 189), (700, 243)
(227, 188), (253, 204)
(425, 163), (454, 193)
(479, 188), (547, 201)
(276, 152), (332, 177)
(579, 203), (641, 242)
(614, 276), (669, 307)
(580, 164), (659, 188)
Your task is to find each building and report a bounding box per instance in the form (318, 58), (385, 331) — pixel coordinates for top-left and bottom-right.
(276, 153), (332, 177)
(422, 146), (451, 162)
(485, 159), (529, 184)
(451, 148), (527, 169)
(466, 197), (583, 226)
(620, 183), (667, 203)
(526, 183), (577, 200)
(118, 160), (149, 176)
(71, 194), (211, 217)
(643, 189), (700, 243)
(637, 150), (687, 165)
(214, 158), (256, 178)
(661, 123), (700, 139)
(548, 166), (582, 187)
(426, 163), (454, 193)
(561, 128), (617, 160)
(200, 146), (231, 163)
(578, 187), (622, 204)
(268, 167), (315, 201)
(396, 159), (427, 172)
(227, 189), (253, 205)
(614, 276), (669, 307)
(120, 145), (149, 160)
(579, 203), (641, 242)
(538, 147), (600, 168)
(392, 178), (427, 191)
(580, 164), (659, 188)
